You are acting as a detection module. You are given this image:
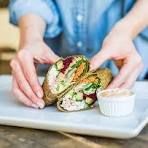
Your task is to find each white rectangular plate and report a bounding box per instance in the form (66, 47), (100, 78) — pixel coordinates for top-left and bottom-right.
(0, 76), (147, 139)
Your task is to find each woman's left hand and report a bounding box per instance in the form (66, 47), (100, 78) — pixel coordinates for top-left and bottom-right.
(90, 23), (143, 89)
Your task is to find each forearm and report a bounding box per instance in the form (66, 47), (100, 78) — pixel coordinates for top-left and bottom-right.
(116, 0), (148, 39)
(19, 14), (46, 48)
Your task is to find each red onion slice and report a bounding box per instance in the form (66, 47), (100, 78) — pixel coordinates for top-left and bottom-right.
(83, 93), (97, 101)
(60, 57), (74, 74)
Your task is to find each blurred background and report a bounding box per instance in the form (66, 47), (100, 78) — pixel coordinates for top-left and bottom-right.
(0, 0), (19, 74)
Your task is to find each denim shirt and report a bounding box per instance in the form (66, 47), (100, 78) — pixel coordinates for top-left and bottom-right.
(9, 0), (148, 79)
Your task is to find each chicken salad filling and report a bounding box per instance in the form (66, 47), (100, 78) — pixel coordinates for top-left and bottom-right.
(59, 77), (101, 111)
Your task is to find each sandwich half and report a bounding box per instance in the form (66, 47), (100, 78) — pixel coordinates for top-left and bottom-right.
(42, 55), (89, 105)
(95, 68), (113, 89)
(57, 68), (112, 112)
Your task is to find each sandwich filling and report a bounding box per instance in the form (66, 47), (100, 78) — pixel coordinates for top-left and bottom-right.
(47, 56), (88, 95)
(59, 74), (101, 111)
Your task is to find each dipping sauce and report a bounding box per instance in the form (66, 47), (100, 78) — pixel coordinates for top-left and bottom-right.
(99, 89), (133, 98)
(97, 88), (135, 117)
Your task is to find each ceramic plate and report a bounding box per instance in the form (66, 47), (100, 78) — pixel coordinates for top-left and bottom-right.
(0, 76), (147, 139)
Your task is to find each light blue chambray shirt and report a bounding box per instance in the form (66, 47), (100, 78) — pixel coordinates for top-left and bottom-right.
(9, 0), (148, 79)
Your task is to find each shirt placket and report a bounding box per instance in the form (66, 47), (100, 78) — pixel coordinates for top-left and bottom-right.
(73, 0), (87, 53)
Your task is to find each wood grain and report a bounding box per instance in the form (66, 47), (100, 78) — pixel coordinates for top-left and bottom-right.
(0, 125), (147, 148)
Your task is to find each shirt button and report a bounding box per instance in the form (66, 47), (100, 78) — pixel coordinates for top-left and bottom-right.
(76, 14), (83, 22)
(77, 41), (83, 48)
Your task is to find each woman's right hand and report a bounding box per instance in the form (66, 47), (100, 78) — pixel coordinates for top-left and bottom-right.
(10, 40), (60, 108)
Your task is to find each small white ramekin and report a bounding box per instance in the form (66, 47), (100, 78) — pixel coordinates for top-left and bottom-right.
(97, 88), (135, 117)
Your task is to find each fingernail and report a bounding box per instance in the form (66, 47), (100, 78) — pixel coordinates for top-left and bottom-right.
(90, 64), (94, 71)
(31, 103), (39, 109)
(36, 100), (45, 109)
(36, 91), (43, 98)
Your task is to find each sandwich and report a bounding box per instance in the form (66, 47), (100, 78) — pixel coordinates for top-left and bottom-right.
(57, 68), (112, 112)
(42, 55), (112, 112)
(42, 55), (89, 105)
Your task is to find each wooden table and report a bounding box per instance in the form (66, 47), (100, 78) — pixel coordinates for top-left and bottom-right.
(0, 125), (147, 148)
(0, 48), (16, 74)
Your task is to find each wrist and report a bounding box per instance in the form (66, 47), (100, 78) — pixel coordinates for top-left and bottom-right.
(18, 14), (46, 48)
(115, 0), (148, 39)
(113, 17), (147, 40)
(19, 38), (43, 49)
(19, 31), (43, 49)
(111, 20), (134, 40)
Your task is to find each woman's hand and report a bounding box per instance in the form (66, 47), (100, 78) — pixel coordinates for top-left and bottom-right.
(10, 40), (60, 108)
(90, 23), (143, 89)
(91, 0), (148, 89)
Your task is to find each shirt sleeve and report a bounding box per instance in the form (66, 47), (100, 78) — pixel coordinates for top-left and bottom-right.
(9, 0), (62, 38)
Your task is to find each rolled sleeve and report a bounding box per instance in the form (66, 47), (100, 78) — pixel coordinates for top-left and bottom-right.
(9, 0), (62, 38)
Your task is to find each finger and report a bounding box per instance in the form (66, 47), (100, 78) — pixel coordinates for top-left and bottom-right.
(44, 49), (60, 64)
(120, 64), (143, 89)
(11, 60), (45, 108)
(107, 59), (136, 89)
(90, 50), (110, 71)
(12, 76), (39, 108)
(17, 50), (43, 98)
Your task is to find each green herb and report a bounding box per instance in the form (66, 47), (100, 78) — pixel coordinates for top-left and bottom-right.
(56, 85), (60, 91)
(71, 60), (83, 69)
(55, 64), (58, 70)
(84, 83), (93, 91)
(66, 68), (75, 78)
(60, 80), (65, 85)
(84, 82), (101, 91)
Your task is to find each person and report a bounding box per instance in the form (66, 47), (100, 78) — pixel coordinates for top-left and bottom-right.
(9, 0), (148, 109)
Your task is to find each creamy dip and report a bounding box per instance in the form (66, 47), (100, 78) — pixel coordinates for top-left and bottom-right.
(99, 89), (133, 99)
